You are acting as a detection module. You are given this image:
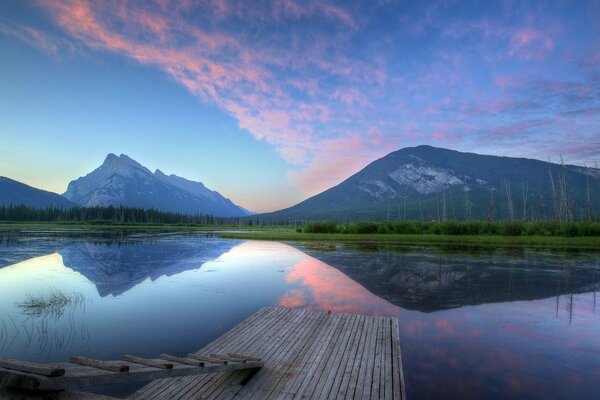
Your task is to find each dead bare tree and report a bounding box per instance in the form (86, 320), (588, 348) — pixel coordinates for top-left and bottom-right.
(486, 190), (495, 221)
(548, 157), (560, 221)
(387, 200), (390, 223)
(449, 190), (456, 220)
(442, 191), (447, 221)
(586, 169), (592, 222)
(464, 187), (471, 220)
(521, 183), (529, 221)
(504, 179), (515, 220)
(436, 187), (441, 222)
(559, 154), (573, 222)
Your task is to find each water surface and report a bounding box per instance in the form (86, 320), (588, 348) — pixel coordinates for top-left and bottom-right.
(0, 231), (598, 399)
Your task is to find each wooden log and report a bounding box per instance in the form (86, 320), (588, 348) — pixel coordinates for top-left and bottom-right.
(159, 354), (205, 367)
(226, 353), (261, 362)
(122, 355), (173, 369)
(0, 359), (65, 377)
(70, 356), (129, 373)
(209, 354), (245, 363)
(186, 354), (228, 365)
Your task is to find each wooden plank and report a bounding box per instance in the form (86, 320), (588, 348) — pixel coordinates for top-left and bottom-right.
(122, 355), (173, 370)
(0, 359), (65, 377)
(391, 318), (405, 400)
(275, 310), (342, 399)
(337, 314), (369, 400)
(370, 317), (384, 399)
(327, 314), (366, 399)
(0, 387), (121, 399)
(183, 308), (295, 400)
(262, 311), (333, 400)
(292, 312), (345, 399)
(140, 308), (293, 399)
(226, 354), (261, 362)
(182, 309), (304, 400)
(209, 354), (247, 363)
(243, 309), (325, 399)
(187, 355), (228, 365)
(356, 315), (378, 399)
(159, 354), (204, 367)
(383, 319), (393, 400)
(37, 361), (263, 391)
(226, 309), (314, 399)
(127, 307), (405, 400)
(135, 307), (287, 400)
(70, 357), (129, 373)
(311, 313), (358, 399)
(160, 354), (205, 367)
(138, 307), (290, 400)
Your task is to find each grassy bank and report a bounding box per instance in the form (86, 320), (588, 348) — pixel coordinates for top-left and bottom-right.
(218, 231), (600, 248)
(3, 220), (600, 248)
(0, 221), (289, 232)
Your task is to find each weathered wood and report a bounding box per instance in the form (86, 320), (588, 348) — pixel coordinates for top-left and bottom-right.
(0, 359), (65, 377)
(0, 387), (120, 399)
(131, 307), (290, 400)
(122, 355), (173, 369)
(29, 361), (263, 391)
(209, 354), (245, 363)
(70, 357), (129, 373)
(159, 354), (205, 367)
(187, 355), (228, 365)
(175, 308), (301, 400)
(243, 309), (320, 399)
(131, 306), (405, 400)
(226, 354), (261, 362)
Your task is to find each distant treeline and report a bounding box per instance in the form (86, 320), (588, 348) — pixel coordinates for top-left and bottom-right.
(302, 220), (600, 237)
(2, 204), (600, 236)
(0, 204), (245, 225)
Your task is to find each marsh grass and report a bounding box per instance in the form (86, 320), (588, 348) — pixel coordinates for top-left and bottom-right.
(16, 289), (86, 318)
(0, 290), (89, 356)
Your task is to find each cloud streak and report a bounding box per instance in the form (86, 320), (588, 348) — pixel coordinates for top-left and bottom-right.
(5, 0), (599, 202)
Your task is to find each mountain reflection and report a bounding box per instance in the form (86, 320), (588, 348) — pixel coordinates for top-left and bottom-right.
(59, 237), (241, 296)
(295, 244), (600, 313)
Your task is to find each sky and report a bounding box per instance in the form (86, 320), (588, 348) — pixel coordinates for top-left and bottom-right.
(0, 0), (599, 212)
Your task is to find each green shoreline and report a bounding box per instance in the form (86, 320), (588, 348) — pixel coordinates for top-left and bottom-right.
(218, 231), (600, 249)
(1, 222), (599, 248)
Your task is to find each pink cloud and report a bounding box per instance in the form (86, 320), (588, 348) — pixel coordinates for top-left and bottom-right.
(280, 257), (399, 315)
(0, 23), (61, 55)
(287, 133), (398, 195)
(431, 130), (446, 140)
(8, 0), (596, 210)
(28, 0), (383, 196)
(509, 28), (554, 59)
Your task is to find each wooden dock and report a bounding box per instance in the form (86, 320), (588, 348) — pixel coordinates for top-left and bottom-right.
(130, 306), (405, 400)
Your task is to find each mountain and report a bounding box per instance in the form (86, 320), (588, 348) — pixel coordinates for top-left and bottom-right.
(264, 145), (600, 221)
(0, 176), (76, 209)
(63, 154), (250, 217)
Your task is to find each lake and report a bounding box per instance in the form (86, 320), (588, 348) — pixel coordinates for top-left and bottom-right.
(0, 231), (599, 399)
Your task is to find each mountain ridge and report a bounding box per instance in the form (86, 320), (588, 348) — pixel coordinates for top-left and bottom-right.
(0, 176), (77, 209)
(262, 145), (600, 221)
(63, 154), (251, 217)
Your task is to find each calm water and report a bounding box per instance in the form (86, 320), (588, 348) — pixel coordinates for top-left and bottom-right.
(0, 231), (599, 399)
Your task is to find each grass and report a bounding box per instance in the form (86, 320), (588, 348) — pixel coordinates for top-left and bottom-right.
(0, 221), (291, 232)
(16, 289), (86, 318)
(3, 220), (600, 248)
(217, 231), (600, 249)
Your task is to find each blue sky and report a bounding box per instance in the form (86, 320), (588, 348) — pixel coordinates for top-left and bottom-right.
(1, 0), (599, 212)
